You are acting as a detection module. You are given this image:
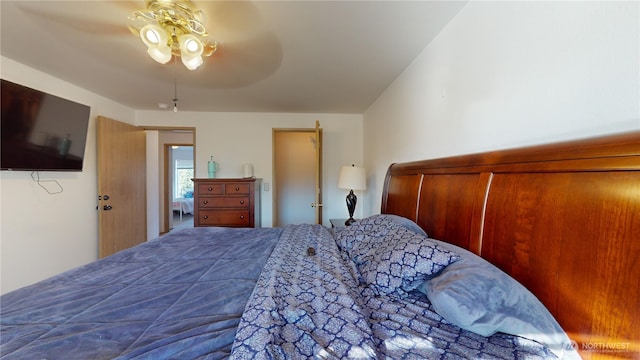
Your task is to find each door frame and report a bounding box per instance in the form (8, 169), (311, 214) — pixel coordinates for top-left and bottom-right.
(142, 126), (196, 236)
(272, 126), (323, 226)
(162, 143), (194, 233)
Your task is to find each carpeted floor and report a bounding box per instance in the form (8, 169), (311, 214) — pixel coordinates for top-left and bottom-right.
(172, 212), (194, 231)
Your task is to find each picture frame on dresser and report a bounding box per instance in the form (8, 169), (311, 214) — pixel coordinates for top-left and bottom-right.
(192, 178), (261, 227)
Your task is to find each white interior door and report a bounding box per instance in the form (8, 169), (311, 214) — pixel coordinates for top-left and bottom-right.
(273, 126), (323, 226)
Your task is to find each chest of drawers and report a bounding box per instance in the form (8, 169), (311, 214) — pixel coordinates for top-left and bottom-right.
(192, 178), (261, 227)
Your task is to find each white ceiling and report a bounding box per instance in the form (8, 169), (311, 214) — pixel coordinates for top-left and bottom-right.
(0, 1), (465, 114)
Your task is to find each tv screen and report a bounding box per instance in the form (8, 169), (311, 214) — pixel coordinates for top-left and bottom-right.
(1, 79), (91, 171)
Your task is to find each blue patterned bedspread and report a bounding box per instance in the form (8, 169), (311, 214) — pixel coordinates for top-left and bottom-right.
(231, 224), (557, 360)
(0, 227), (282, 360)
(231, 224), (378, 359)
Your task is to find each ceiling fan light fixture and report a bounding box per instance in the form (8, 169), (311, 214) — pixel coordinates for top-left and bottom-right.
(129, 0), (216, 71)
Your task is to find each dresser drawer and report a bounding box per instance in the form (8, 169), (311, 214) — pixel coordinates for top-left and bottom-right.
(224, 183), (250, 195)
(199, 196), (250, 208)
(197, 210), (250, 226)
(197, 183), (224, 195)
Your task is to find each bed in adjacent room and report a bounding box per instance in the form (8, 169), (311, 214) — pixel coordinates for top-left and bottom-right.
(173, 195), (195, 222)
(1, 131), (638, 359)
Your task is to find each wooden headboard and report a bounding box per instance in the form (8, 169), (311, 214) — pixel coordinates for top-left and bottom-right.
(381, 131), (640, 359)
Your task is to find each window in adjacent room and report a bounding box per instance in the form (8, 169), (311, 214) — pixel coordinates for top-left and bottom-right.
(174, 159), (194, 198)
(172, 146), (194, 199)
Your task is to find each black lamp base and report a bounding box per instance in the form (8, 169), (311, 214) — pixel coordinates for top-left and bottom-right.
(345, 217), (356, 226)
(345, 189), (357, 226)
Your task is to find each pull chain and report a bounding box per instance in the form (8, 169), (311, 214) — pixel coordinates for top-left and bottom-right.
(173, 56), (178, 112)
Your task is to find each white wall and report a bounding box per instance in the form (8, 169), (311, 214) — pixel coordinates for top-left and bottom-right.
(0, 57), (135, 294)
(362, 1), (639, 215)
(135, 111), (363, 227)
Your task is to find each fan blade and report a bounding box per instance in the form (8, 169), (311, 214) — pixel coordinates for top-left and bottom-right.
(201, 31), (282, 88)
(14, 2), (135, 36)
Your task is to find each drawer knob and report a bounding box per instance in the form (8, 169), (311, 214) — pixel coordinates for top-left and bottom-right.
(203, 200), (208, 205)
(235, 186), (240, 191)
(203, 215), (209, 219)
(240, 200), (245, 204)
(207, 187), (213, 191)
(240, 215), (245, 219)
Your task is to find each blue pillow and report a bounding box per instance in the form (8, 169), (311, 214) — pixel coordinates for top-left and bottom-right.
(383, 214), (428, 237)
(418, 240), (580, 359)
(184, 191), (194, 198)
(333, 214), (398, 258)
(357, 229), (460, 298)
(333, 214), (427, 257)
(334, 215), (459, 297)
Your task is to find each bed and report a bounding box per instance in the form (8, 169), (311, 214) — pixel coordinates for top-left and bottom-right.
(173, 197), (195, 221)
(1, 131), (638, 359)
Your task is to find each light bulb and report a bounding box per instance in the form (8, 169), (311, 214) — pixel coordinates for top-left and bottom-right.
(178, 34), (204, 57)
(140, 24), (168, 47)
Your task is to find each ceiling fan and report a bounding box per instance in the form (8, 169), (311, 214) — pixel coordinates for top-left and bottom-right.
(128, 0), (218, 70)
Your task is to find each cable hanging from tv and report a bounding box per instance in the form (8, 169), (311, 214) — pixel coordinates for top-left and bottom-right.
(31, 171), (64, 195)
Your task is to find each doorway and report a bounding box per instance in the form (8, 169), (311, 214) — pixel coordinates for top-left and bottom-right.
(273, 125), (322, 226)
(166, 145), (195, 232)
(154, 128), (195, 235)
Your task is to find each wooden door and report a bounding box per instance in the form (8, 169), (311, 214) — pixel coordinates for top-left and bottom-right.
(97, 116), (147, 258)
(273, 124), (323, 226)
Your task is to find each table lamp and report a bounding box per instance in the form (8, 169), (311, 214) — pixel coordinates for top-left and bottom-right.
(337, 164), (366, 226)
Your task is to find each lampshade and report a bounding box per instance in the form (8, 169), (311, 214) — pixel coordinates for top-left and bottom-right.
(139, 24), (172, 64)
(140, 24), (167, 48)
(181, 54), (204, 70)
(337, 165), (366, 191)
(179, 34), (204, 58)
(147, 45), (172, 64)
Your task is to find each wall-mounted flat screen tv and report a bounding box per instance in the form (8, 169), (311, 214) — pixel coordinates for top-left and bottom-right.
(1, 79), (91, 171)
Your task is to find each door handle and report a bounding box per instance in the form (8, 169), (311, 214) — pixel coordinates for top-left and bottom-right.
(311, 203), (324, 207)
